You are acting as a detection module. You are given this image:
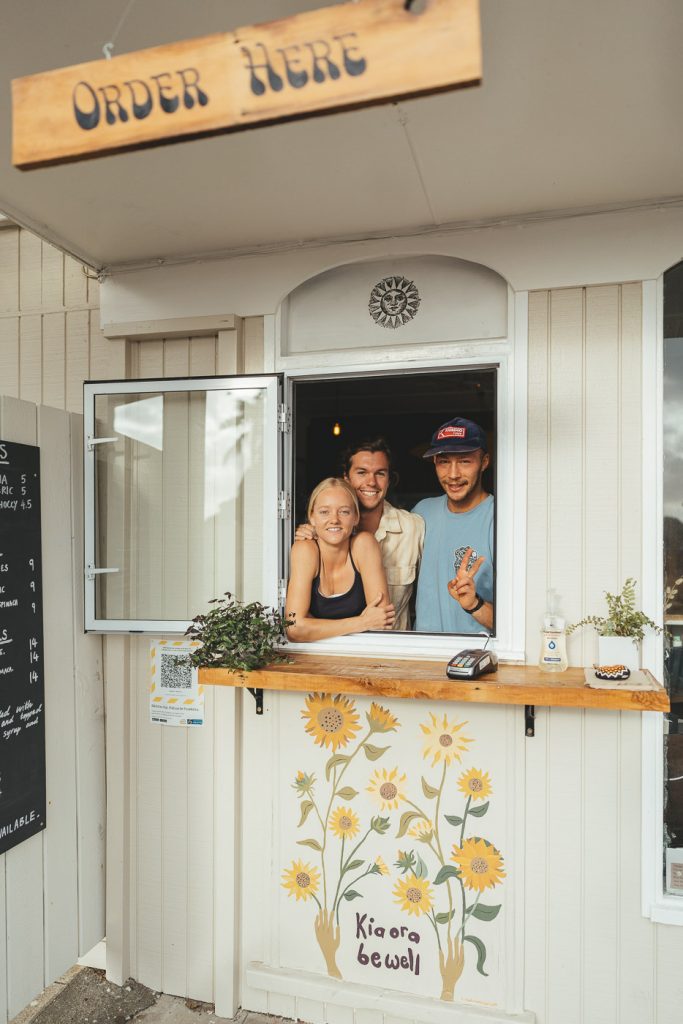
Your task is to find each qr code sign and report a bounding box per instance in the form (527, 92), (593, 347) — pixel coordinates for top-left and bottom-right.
(160, 651), (193, 690)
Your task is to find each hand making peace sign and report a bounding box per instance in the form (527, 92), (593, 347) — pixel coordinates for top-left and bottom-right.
(447, 546), (485, 613)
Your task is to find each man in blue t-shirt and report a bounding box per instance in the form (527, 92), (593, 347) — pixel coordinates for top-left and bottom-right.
(413, 417), (494, 634)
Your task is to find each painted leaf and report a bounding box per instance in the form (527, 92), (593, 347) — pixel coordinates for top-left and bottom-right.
(297, 838), (323, 851)
(396, 811), (422, 838)
(343, 890), (363, 901)
(298, 800), (314, 827)
(471, 903), (501, 922)
(468, 801), (490, 818)
(422, 776), (439, 799)
(415, 853), (429, 880)
(445, 814), (463, 826)
(346, 859), (365, 872)
(434, 909), (456, 925)
(464, 934), (489, 976)
(337, 786), (359, 800)
(363, 743), (390, 761)
(325, 754), (350, 780)
(433, 864), (460, 885)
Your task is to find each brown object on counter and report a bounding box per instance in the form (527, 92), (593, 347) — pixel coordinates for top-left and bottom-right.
(199, 653), (669, 711)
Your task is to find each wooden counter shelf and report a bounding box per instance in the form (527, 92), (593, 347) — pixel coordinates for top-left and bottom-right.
(199, 653), (670, 713)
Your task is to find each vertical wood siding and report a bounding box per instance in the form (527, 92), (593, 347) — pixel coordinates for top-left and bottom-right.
(0, 397), (105, 1023)
(525, 285), (683, 1024)
(0, 226), (105, 415)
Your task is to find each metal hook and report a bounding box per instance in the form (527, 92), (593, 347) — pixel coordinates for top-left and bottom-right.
(102, 42), (114, 60)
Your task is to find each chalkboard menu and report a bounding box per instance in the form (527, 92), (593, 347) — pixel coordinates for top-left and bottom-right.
(0, 439), (45, 855)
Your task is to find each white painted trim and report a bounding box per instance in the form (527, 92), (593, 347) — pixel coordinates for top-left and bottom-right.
(640, 277), (683, 924)
(102, 315), (237, 340)
(213, 687), (240, 1017)
(279, 309), (528, 663)
(245, 963), (535, 1024)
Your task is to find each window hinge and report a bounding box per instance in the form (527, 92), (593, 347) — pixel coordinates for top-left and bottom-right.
(85, 564), (120, 581)
(278, 578), (288, 607)
(278, 404), (291, 433)
(87, 435), (118, 452)
(277, 491), (291, 519)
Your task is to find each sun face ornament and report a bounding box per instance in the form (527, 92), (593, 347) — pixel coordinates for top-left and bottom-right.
(368, 275), (421, 328)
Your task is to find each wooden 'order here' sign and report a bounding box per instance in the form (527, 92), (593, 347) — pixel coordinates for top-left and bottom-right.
(12, 0), (481, 170)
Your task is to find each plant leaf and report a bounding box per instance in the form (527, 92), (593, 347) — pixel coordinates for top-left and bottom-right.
(468, 801), (489, 818)
(337, 786), (359, 800)
(464, 934), (489, 976)
(297, 800), (314, 827)
(345, 859), (364, 872)
(433, 864), (460, 885)
(471, 903), (501, 922)
(435, 909), (456, 925)
(422, 777), (439, 799)
(297, 838), (323, 851)
(325, 754), (350, 780)
(396, 811), (422, 838)
(445, 814), (463, 826)
(363, 743), (389, 761)
(343, 890), (363, 901)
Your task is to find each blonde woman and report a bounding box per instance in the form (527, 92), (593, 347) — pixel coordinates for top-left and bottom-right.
(286, 478), (395, 642)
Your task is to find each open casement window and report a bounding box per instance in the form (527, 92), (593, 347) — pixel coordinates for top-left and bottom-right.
(83, 375), (282, 632)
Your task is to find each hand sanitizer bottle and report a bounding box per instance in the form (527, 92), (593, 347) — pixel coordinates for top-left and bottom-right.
(539, 592), (568, 672)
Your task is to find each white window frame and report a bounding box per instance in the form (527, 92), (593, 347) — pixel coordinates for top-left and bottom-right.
(83, 374), (281, 633)
(641, 277), (683, 924)
(274, 289), (528, 662)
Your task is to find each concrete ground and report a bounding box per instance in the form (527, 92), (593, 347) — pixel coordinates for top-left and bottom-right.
(9, 966), (276, 1024)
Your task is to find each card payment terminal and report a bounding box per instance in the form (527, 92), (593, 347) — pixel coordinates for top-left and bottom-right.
(446, 649), (498, 680)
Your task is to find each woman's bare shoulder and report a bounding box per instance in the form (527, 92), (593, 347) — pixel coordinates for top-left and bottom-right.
(350, 531), (381, 559)
(290, 539), (318, 571)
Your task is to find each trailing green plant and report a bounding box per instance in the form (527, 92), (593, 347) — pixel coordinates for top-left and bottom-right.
(186, 592), (292, 671)
(566, 577), (662, 644)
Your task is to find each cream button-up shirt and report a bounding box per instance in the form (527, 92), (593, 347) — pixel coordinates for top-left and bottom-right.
(375, 501), (425, 631)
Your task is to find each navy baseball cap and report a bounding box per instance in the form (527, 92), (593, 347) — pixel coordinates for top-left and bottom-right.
(423, 417), (488, 458)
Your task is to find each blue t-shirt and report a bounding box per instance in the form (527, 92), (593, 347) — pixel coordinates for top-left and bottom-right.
(412, 494), (494, 634)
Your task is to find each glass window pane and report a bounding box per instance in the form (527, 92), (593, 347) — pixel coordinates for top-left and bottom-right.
(92, 385), (269, 623)
(663, 262), (683, 892)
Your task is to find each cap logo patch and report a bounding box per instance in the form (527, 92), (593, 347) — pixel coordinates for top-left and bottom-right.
(437, 426), (466, 440)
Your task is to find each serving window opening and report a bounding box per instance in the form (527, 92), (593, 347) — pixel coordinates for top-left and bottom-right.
(290, 367), (497, 637)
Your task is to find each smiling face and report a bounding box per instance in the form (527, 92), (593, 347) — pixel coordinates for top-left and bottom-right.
(345, 450), (391, 512)
(309, 485), (359, 544)
(434, 449), (489, 511)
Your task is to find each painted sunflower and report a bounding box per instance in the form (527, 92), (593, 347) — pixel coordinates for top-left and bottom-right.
(302, 693), (361, 751)
(393, 872), (433, 917)
(282, 859), (321, 901)
(408, 817), (434, 841)
(451, 837), (505, 892)
(374, 855), (389, 876)
(420, 712), (472, 767)
(367, 766), (407, 810)
(457, 767), (492, 802)
(366, 702), (400, 734)
(292, 770), (316, 796)
(329, 805), (360, 839)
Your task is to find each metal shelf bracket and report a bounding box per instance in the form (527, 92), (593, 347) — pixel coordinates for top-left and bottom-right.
(525, 704), (535, 737)
(247, 687), (264, 715)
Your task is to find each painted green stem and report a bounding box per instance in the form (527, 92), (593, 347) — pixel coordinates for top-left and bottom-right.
(335, 867), (373, 924)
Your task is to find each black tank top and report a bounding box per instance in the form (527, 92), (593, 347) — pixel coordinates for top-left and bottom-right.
(309, 543), (366, 620)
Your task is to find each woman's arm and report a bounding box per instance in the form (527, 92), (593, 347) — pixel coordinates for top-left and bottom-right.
(285, 540), (394, 642)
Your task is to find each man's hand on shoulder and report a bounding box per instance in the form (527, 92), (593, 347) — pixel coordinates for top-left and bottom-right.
(294, 523), (316, 542)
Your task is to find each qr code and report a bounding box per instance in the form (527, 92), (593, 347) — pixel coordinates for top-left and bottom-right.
(160, 652), (192, 690)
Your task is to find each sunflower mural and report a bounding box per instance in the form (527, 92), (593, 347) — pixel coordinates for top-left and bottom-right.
(282, 697), (505, 1002)
(282, 696), (399, 978)
(392, 712), (505, 1001)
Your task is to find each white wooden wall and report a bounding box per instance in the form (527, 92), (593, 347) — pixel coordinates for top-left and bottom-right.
(524, 285), (683, 1024)
(0, 396), (105, 1023)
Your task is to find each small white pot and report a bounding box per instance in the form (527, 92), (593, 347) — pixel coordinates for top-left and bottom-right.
(597, 635), (641, 671)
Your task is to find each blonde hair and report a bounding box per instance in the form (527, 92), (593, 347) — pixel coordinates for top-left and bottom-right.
(307, 477), (360, 523)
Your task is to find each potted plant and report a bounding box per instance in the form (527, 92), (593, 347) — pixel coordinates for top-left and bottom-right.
(566, 578), (662, 670)
(186, 592), (292, 673)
